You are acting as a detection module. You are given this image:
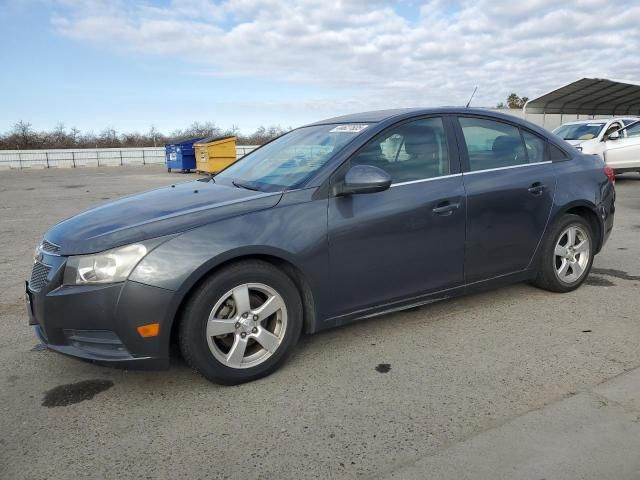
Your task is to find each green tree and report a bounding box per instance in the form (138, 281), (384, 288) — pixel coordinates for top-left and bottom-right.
(506, 93), (529, 109)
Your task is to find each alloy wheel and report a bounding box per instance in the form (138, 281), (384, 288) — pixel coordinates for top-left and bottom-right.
(205, 283), (287, 369)
(553, 225), (590, 284)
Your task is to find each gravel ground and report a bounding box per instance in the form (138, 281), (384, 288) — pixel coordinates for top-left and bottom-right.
(1, 166), (639, 479)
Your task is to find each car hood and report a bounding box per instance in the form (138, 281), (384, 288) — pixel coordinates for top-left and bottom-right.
(45, 180), (283, 255)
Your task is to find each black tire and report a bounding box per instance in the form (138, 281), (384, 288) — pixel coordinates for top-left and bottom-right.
(179, 260), (303, 385)
(531, 214), (594, 293)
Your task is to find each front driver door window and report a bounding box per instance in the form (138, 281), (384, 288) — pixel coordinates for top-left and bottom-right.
(351, 117), (450, 183)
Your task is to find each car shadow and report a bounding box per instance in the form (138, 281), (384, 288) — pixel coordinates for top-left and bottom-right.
(615, 173), (640, 183)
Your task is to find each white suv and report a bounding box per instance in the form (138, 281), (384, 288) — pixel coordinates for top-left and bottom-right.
(553, 117), (639, 169)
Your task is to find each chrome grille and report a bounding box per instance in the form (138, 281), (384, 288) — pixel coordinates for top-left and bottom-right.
(41, 239), (61, 254)
(29, 262), (51, 292)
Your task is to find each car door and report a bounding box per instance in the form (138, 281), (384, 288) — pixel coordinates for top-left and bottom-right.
(326, 116), (466, 317)
(603, 121), (640, 170)
(455, 116), (558, 283)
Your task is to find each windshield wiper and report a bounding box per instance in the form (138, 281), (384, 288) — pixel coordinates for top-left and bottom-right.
(197, 174), (215, 183)
(232, 180), (261, 191)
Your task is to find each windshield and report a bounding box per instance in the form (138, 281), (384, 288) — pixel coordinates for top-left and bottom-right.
(215, 123), (370, 191)
(553, 122), (605, 141)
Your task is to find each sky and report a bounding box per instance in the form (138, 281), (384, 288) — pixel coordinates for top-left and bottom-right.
(1, 0), (640, 135)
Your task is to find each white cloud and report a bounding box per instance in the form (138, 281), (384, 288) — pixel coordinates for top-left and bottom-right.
(50, 0), (640, 115)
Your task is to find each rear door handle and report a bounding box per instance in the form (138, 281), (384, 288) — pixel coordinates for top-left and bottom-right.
(432, 201), (460, 216)
(528, 182), (546, 195)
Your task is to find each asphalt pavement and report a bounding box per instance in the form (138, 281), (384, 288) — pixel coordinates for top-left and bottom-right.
(1, 166), (639, 479)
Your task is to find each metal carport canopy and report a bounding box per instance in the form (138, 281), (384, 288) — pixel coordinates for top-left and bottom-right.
(524, 78), (640, 116)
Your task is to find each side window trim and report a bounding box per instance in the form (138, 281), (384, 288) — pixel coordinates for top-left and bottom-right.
(390, 172), (463, 187)
(462, 161), (551, 176)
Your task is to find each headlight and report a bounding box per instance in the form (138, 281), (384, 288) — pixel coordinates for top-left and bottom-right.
(63, 243), (148, 285)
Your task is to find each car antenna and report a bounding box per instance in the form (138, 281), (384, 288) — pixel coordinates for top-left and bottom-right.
(465, 86), (478, 108)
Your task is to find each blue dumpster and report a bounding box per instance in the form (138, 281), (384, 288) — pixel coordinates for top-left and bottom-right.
(165, 138), (203, 173)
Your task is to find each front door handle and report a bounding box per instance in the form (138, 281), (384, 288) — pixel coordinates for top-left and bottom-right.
(432, 201), (460, 216)
(528, 182), (546, 195)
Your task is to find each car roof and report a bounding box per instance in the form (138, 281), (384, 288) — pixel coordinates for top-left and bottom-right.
(558, 117), (638, 126)
(306, 108), (420, 124)
(305, 107), (535, 126)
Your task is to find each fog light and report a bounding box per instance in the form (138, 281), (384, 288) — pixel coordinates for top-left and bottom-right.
(137, 323), (160, 338)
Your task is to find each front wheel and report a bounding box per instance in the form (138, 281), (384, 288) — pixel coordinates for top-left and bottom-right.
(179, 260), (303, 385)
(532, 214), (594, 293)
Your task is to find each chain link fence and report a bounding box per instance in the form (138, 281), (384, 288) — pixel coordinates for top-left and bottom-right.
(0, 146), (259, 170)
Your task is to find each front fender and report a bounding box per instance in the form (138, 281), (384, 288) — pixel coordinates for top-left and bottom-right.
(128, 190), (329, 340)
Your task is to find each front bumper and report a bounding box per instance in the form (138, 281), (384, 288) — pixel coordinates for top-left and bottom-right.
(26, 254), (175, 370)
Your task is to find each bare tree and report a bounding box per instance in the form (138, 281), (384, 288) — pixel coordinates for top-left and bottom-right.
(49, 123), (68, 148)
(0, 122), (290, 149)
(12, 121), (35, 149)
(69, 127), (81, 146)
(98, 127), (119, 147)
(183, 121), (222, 139)
(148, 125), (161, 147)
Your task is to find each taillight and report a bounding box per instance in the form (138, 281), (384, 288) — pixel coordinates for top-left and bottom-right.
(604, 166), (615, 184)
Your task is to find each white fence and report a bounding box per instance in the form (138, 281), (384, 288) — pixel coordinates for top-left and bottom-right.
(0, 111), (623, 170)
(0, 146), (259, 170)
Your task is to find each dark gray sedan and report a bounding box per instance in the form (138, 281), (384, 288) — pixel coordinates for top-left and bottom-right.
(26, 108), (615, 384)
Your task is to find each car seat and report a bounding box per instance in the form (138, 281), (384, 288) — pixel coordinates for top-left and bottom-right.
(491, 135), (524, 168)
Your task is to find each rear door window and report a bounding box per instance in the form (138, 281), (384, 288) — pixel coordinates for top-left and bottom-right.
(459, 117), (527, 171)
(623, 122), (640, 138)
(521, 130), (547, 163)
(548, 144), (568, 161)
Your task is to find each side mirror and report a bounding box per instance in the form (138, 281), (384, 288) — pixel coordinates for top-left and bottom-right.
(607, 130), (621, 141)
(334, 165), (392, 196)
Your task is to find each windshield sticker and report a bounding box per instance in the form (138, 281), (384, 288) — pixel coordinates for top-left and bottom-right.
(330, 124), (369, 133)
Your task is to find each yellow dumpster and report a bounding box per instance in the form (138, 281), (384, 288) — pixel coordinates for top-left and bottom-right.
(194, 135), (237, 174)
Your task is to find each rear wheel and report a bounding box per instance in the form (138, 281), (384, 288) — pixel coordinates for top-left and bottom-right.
(532, 214), (594, 293)
(179, 260), (302, 385)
